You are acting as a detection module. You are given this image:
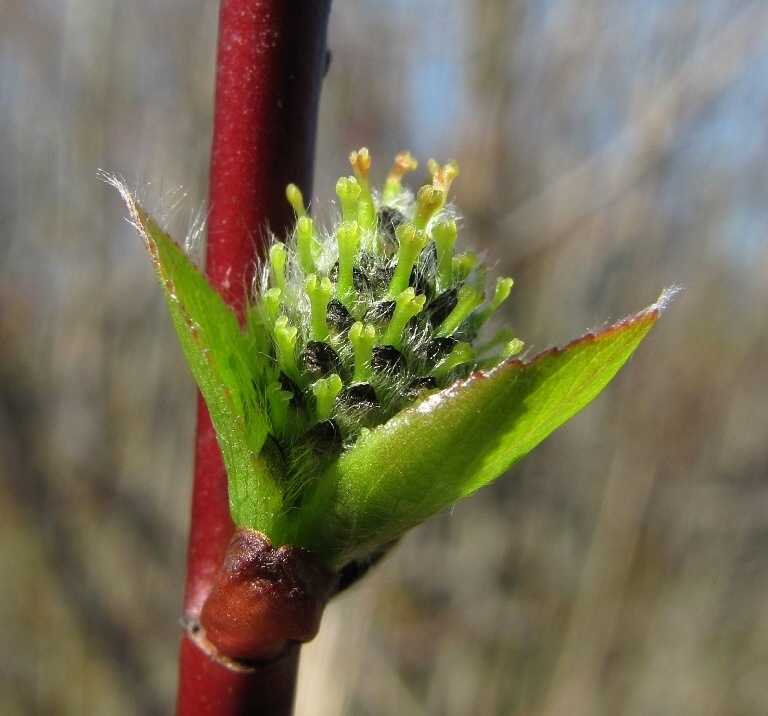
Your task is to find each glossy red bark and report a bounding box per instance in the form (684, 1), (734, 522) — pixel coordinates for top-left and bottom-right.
(177, 0), (332, 713)
(177, 634), (301, 716)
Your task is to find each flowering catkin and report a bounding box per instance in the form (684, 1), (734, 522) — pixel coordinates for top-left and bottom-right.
(253, 149), (522, 484)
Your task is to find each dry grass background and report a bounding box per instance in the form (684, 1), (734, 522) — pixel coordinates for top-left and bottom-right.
(2, 1), (768, 714)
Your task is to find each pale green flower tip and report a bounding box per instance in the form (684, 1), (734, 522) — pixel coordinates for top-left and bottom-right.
(312, 373), (343, 422)
(504, 338), (525, 358)
(269, 243), (287, 291)
(349, 321), (377, 383)
(335, 176), (361, 223)
(286, 183), (307, 218)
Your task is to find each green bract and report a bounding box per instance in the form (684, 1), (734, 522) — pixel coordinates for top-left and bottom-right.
(114, 150), (671, 570)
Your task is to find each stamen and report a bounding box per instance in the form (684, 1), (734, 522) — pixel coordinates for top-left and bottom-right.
(432, 342), (473, 379)
(383, 151), (418, 203)
(349, 148), (376, 235)
(266, 381), (292, 434)
(349, 321), (377, 383)
(452, 252), (478, 282)
(475, 277), (514, 327)
(436, 284), (484, 337)
(274, 315), (299, 382)
(477, 338), (524, 370)
(269, 243), (287, 292)
(296, 216), (318, 274)
(312, 374), (343, 422)
(387, 223), (429, 298)
(474, 327), (515, 357)
(305, 274), (333, 341)
(263, 287), (282, 324)
(428, 158), (459, 208)
(336, 176), (361, 223)
(432, 220), (457, 293)
(412, 185), (444, 231)
(285, 183), (307, 218)
(382, 288), (426, 348)
(336, 221), (361, 306)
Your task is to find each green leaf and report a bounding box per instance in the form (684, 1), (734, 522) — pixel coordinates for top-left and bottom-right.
(297, 292), (673, 568)
(112, 181), (285, 535)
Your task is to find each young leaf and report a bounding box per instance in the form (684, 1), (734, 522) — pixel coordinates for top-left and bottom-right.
(296, 292), (672, 568)
(111, 181), (285, 535)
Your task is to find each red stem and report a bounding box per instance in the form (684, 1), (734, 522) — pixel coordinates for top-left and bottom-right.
(177, 0), (331, 713)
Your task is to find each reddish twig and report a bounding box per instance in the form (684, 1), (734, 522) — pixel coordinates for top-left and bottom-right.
(177, 0), (332, 713)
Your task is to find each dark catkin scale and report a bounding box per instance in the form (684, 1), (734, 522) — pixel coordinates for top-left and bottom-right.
(326, 299), (355, 333)
(357, 252), (394, 293)
(336, 383), (380, 412)
(371, 345), (407, 376)
(364, 300), (396, 325)
(415, 336), (458, 367)
(409, 266), (434, 302)
(426, 288), (459, 328)
(278, 372), (305, 409)
(334, 383), (383, 437)
(405, 376), (438, 400)
(376, 206), (406, 255)
(330, 261), (372, 295)
(300, 419), (343, 454)
(299, 341), (344, 381)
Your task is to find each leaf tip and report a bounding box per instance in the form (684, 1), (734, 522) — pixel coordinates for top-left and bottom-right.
(649, 285), (682, 316)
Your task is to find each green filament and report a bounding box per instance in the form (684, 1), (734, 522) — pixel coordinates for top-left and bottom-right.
(412, 186), (443, 231)
(269, 243), (287, 292)
(382, 288), (426, 348)
(286, 183), (307, 218)
(349, 322), (377, 383)
(475, 277), (514, 327)
(305, 274), (333, 342)
(387, 223), (429, 299)
(296, 216), (317, 274)
(336, 221), (361, 305)
(263, 287), (282, 324)
(432, 221), (457, 293)
(274, 315), (299, 382)
(383, 151), (418, 204)
(436, 284), (484, 337)
(350, 148), (377, 235)
(312, 374), (343, 422)
(336, 177), (361, 223)
(433, 342), (474, 379)
(266, 381), (293, 434)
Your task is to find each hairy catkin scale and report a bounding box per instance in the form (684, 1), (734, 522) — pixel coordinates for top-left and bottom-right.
(255, 150), (521, 486)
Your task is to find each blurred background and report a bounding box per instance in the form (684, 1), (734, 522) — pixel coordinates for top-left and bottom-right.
(2, 0), (768, 714)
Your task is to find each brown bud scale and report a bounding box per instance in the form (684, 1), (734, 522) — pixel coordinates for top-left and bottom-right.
(199, 529), (338, 662)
